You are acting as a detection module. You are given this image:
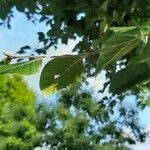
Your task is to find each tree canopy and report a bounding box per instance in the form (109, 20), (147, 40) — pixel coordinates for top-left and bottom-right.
(0, 0), (149, 95)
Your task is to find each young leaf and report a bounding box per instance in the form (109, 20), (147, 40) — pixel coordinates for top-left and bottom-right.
(40, 55), (84, 95)
(110, 63), (150, 94)
(0, 59), (42, 75)
(96, 28), (141, 74)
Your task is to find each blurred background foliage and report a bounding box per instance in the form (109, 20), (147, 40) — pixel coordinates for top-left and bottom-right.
(37, 82), (143, 150)
(0, 75), (144, 149)
(0, 76), (41, 149)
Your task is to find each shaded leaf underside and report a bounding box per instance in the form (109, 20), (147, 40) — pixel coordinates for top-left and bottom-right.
(110, 63), (150, 94)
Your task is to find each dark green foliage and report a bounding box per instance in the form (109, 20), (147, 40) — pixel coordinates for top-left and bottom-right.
(0, 0), (149, 94)
(17, 46), (31, 54)
(110, 63), (150, 94)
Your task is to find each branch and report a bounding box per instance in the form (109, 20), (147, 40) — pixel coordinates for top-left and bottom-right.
(2, 51), (47, 59)
(2, 51), (98, 60)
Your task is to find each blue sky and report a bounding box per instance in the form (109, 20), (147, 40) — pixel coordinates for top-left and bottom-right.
(0, 9), (150, 150)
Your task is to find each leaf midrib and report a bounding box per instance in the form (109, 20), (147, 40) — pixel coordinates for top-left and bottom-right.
(58, 57), (82, 81)
(101, 36), (139, 54)
(101, 38), (139, 69)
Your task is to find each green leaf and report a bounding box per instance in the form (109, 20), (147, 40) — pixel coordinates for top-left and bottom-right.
(40, 55), (84, 95)
(110, 63), (150, 94)
(128, 42), (150, 65)
(128, 52), (150, 65)
(96, 28), (141, 74)
(0, 59), (42, 75)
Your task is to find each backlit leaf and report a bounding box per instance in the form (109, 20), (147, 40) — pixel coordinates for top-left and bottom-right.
(0, 59), (42, 75)
(40, 55), (84, 95)
(96, 28), (141, 74)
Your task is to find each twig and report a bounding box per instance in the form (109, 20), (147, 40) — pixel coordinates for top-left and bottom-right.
(2, 51), (98, 60)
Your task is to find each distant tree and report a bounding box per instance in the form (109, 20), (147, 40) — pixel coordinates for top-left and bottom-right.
(37, 82), (144, 150)
(0, 75), (41, 150)
(0, 76), (144, 150)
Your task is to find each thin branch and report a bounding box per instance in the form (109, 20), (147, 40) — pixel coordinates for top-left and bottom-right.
(3, 51), (46, 59)
(2, 51), (99, 60)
